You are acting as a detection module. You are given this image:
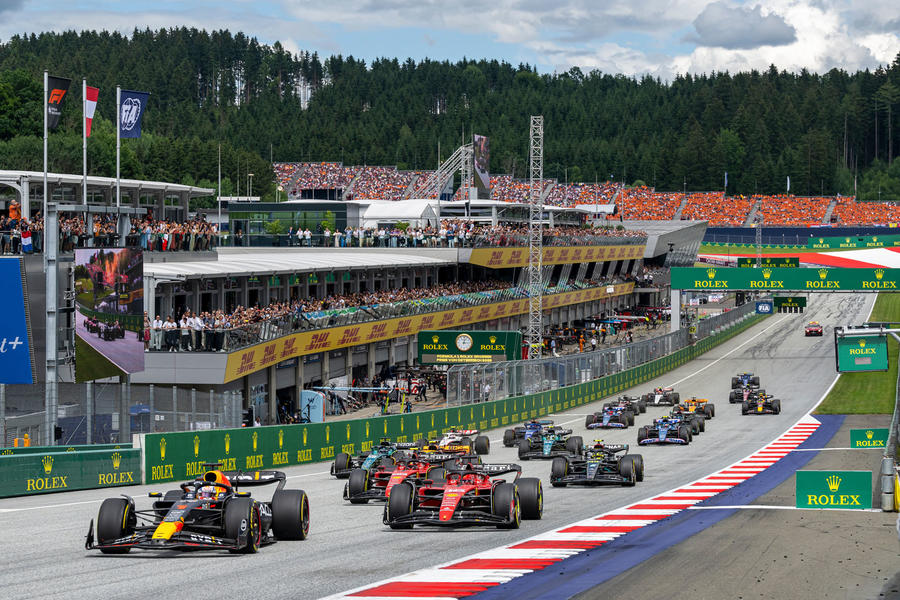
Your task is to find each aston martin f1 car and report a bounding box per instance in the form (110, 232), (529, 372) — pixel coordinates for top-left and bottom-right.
(585, 406), (633, 429)
(637, 416), (692, 445)
(331, 438), (418, 478)
(517, 426), (583, 460)
(85, 465), (309, 554)
(343, 453), (479, 504)
(416, 429), (491, 456)
(732, 372), (760, 388)
(742, 393), (782, 415)
(383, 463), (543, 529)
(503, 419), (555, 447)
(641, 387), (680, 406)
(549, 441), (644, 487)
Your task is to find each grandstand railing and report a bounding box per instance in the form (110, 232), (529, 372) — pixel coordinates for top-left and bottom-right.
(445, 301), (758, 405)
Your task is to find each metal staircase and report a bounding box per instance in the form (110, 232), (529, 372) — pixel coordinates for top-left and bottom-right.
(407, 144), (472, 200)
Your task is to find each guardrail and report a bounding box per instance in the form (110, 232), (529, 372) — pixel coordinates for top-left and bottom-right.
(883, 349), (900, 511)
(0, 448), (141, 498)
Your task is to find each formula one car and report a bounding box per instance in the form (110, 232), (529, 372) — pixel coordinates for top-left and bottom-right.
(85, 464), (309, 554)
(585, 405), (633, 429)
(677, 397), (716, 419)
(731, 372), (760, 388)
(383, 463), (543, 529)
(637, 416), (692, 445)
(742, 393), (782, 415)
(344, 453), (476, 504)
(550, 441), (644, 487)
(641, 387), (680, 406)
(729, 384), (765, 404)
(670, 406), (705, 434)
(331, 438), (418, 479)
(805, 321), (824, 336)
(517, 426), (584, 460)
(416, 429), (490, 456)
(503, 419), (555, 447)
(603, 395), (647, 415)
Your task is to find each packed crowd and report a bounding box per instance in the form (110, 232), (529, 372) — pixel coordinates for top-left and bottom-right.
(828, 197), (900, 226)
(758, 195), (832, 226)
(681, 192), (754, 225)
(617, 187), (683, 220)
(347, 166), (417, 200)
(544, 181), (621, 207)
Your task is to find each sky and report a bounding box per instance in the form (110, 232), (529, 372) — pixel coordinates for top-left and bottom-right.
(0, 0), (898, 79)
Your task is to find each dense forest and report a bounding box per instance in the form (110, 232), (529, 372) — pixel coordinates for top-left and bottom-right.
(1, 28), (900, 202)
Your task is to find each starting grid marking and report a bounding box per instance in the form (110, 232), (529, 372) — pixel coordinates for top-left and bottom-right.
(323, 416), (821, 599)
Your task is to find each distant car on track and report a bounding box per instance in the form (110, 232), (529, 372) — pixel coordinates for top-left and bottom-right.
(550, 441), (644, 487)
(677, 397), (715, 419)
(637, 416), (692, 445)
(805, 321), (824, 336)
(585, 406), (633, 429)
(732, 372), (760, 388)
(517, 426), (583, 460)
(503, 419), (555, 447)
(416, 428), (491, 456)
(729, 385), (765, 404)
(641, 387), (680, 406)
(742, 393), (782, 415)
(331, 438), (418, 479)
(344, 453), (477, 504)
(604, 395), (647, 414)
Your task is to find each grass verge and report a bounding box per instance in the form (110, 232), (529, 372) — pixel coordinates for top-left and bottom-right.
(700, 243), (846, 255)
(815, 293), (900, 414)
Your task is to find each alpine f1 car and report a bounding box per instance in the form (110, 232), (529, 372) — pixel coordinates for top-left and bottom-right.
(742, 393), (782, 415)
(585, 405), (633, 429)
(344, 453), (479, 504)
(331, 438), (418, 478)
(517, 426), (583, 460)
(641, 387), (680, 406)
(85, 464), (309, 554)
(805, 321), (824, 336)
(603, 395), (647, 414)
(676, 397), (716, 419)
(383, 463), (543, 529)
(637, 416), (692, 445)
(503, 419), (555, 447)
(549, 441), (644, 487)
(416, 429), (490, 456)
(731, 372), (760, 388)
(729, 384), (765, 404)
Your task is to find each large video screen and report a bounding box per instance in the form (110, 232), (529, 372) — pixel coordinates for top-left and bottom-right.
(74, 248), (144, 382)
(473, 134), (491, 198)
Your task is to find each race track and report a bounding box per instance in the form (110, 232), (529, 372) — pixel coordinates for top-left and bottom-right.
(0, 293), (873, 600)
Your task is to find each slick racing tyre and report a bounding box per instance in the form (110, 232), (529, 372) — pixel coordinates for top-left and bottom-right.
(427, 467), (447, 485)
(550, 457), (568, 487)
(565, 436), (583, 455)
(772, 399), (782, 414)
(637, 426), (649, 443)
(517, 478), (543, 520)
(272, 489), (310, 540)
(332, 452), (352, 478)
(625, 410), (635, 426)
(97, 498), (135, 554)
(637, 400), (647, 413)
(474, 435), (490, 455)
(624, 454), (644, 481)
(493, 483), (521, 529)
(387, 482), (415, 529)
(585, 414), (597, 429)
(704, 404), (715, 418)
(618, 457), (636, 485)
(741, 401), (750, 415)
(679, 425), (691, 443)
(503, 429), (516, 447)
(347, 469), (370, 504)
(518, 439), (531, 460)
(225, 497), (261, 554)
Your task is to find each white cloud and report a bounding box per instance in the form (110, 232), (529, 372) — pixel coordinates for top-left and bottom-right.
(690, 1), (797, 49)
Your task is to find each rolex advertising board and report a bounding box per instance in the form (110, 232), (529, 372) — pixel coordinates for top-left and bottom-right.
(671, 267), (900, 291)
(418, 330), (521, 364)
(849, 428), (888, 448)
(835, 334), (889, 373)
(795, 470), (872, 509)
(0, 448), (140, 498)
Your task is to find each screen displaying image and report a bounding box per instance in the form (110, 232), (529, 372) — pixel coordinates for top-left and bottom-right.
(473, 134), (491, 198)
(74, 248), (144, 382)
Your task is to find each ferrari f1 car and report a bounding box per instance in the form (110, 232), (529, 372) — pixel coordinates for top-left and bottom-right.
(549, 441), (644, 487)
(503, 419), (555, 447)
(742, 393), (782, 415)
(85, 465), (309, 554)
(383, 463), (543, 529)
(343, 453), (479, 504)
(637, 416), (692, 445)
(585, 405), (633, 429)
(731, 372), (760, 388)
(641, 387), (680, 406)
(805, 321), (824, 336)
(416, 429), (491, 456)
(676, 397), (716, 419)
(517, 426), (583, 460)
(331, 438), (418, 478)
(729, 384), (765, 404)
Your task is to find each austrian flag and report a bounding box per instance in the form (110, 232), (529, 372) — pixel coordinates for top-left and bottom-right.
(84, 85), (99, 137)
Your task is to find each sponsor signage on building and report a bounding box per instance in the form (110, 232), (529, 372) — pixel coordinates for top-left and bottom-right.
(737, 257), (799, 268)
(671, 267), (900, 291)
(807, 234), (900, 250)
(849, 428), (888, 448)
(835, 334), (889, 373)
(469, 245), (645, 268)
(418, 330), (521, 364)
(795, 470), (872, 509)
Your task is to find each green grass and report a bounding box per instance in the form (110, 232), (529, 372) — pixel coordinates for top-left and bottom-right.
(815, 293), (900, 414)
(700, 243), (846, 255)
(75, 337), (125, 383)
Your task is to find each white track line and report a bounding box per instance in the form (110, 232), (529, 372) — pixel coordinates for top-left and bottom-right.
(0, 499), (100, 513)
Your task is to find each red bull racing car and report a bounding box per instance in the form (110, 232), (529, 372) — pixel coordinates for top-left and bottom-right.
(85, 465), (309, 554)
(742, 393), (782, 415)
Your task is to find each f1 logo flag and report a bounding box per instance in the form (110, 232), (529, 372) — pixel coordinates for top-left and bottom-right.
(47, 75), (71, 130)
(119, 89), (149, 138)
(84, 85), (99, 137)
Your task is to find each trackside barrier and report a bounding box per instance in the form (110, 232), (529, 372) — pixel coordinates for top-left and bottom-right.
(0, 443), (125, 456)
(0, 448), (141, 498)
(140, 313), (767, 484)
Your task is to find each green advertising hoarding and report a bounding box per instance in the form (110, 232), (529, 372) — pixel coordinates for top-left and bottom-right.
(773, 296), (807, 308)
(835, 334), (889, 372)
(849, 428), (888, 448)
(807, 234), (900, 250)
(737, 257), (799, 268)
(0, 448), (141, 498)
(418, 330), (521, 364)
(795, 470), (872, 509)
(672, 267), (900, 291)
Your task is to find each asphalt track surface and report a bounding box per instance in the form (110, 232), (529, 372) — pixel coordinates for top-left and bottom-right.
(0, 293), (874, 600)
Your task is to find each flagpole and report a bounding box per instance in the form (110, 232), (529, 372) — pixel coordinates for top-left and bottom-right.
(116, 86), (121, 208)
(217, 143), (222, 235)
(82, 79), (87, 207)
(42, 70), (48, 271)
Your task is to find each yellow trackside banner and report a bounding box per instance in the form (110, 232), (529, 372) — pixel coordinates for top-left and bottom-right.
(223, 283), (634, 383)
(468, 245), (645, 268)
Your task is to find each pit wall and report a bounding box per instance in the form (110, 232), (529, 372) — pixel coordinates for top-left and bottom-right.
(139, 313), (767, 485)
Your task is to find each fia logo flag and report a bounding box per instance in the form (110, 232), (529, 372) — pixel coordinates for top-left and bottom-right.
(47, 75), (71, 130)
(119, 90), (149, 138)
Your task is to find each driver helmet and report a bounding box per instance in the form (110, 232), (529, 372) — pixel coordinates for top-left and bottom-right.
(197, 484), (217, 499)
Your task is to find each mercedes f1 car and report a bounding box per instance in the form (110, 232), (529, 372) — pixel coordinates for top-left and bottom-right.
(637, 416), (692, 445)
(731, 372), (760, 388)
(416, 429), (490, 456)
(742, 393), (782, 415)
(503, 419), (555, 447)
(585, 406), (633, 430)
(805, 321), (824, 336)
(517, 426), (583, 460)
(331, 438), (418, 478)
(676, 397), (715, 419)
(85, 465), (309, 554)
(343, 453), (479, 504)
(383, 463), (543, 529)
(641, 387), (680, 406)
(549, 441), (644, 487)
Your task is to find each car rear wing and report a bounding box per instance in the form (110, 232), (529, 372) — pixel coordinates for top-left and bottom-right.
(394, 442), (420, 450)
(223, 470), (287, 491)
(448, 463), (522, 478)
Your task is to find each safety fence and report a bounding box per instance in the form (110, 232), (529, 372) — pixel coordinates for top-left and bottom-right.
(139, 310), (767, 484)
(0, 448), (141, 498)
(1, 443), (123, 456)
